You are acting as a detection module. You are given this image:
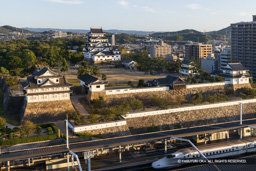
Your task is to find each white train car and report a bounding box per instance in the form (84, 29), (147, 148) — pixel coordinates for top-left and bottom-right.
(152, 138), (256, 169)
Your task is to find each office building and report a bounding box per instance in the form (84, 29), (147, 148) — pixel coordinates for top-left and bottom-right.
(231, 15), (256, 82)
(185, 43), (212, 62)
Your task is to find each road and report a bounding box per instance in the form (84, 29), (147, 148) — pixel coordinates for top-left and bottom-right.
(1, 118), (256, 162)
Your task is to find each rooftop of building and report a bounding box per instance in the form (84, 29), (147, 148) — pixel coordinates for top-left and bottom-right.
(226, 63), (248, 71)
(78, 74), (98, 85)
(90, 28), (104, 33)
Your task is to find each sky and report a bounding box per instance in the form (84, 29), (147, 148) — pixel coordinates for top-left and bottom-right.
(0, 0), (256, 32)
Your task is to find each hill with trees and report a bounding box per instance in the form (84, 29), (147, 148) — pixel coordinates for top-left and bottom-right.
(0, 25), (33, 34)
(150, 29), (212, 43)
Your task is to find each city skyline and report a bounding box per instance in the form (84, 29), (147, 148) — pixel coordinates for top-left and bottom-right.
(0, 0), (256, 32)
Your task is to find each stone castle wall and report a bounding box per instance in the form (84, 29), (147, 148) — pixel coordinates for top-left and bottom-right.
(126, 102), (256, 134)
(88, 84), (225, 103)
(229, 83), (252, 91)
(23, 100), (75, 124)
(83, 125), (131, 138)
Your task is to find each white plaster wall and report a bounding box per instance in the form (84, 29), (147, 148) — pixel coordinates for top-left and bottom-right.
(124, 98), (256, 119)
(91, 84), (105, 91)
(106, 87), (169, 95)
(69, 120), (127, 133)
(186, 82), (225, 89)
(27, 93), (70, 103)
(27, 87), (70, 94)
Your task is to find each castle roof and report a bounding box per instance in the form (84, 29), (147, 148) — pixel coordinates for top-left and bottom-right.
(22, 76), (72, 89)
(32, 67), (61, 78)
(78, 74), (98, 85)
(226, 63), (248, 71)
(90, 28), (104, 33)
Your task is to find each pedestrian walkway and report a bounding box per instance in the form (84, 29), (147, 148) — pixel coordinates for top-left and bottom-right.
(70, 95), (89, 119)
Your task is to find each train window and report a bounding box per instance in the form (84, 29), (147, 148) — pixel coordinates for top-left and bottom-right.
(167, 155), (176, 158)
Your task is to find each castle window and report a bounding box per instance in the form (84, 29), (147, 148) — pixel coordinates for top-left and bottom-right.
(56, 79), (59, 82)
(38, 80), (41, 84)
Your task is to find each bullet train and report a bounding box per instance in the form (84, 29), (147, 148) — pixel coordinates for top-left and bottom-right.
(152, 138), (256, 169)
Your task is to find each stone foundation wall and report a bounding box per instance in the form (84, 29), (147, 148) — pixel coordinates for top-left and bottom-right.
(87, 84), (225, 102)
(23, 100), (75, 124)
(229, 83), (252, 91)
(82, 125), (131, 138)
(126, 102), (256, 134)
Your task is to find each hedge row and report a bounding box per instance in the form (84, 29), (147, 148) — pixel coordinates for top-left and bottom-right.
(0, 134), (58, 146)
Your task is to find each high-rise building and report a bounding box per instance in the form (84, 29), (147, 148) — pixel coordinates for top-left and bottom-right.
(185, 43), (212, 62)
(231, 15), (256, 81)
(150, 40), (172, 59)
(111, 34), (115, 46)
(219, 48), (231, 71)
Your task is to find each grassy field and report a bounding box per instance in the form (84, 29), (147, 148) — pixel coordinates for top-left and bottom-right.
(67, 78), (81, 86)
(0, 89), (20, 126)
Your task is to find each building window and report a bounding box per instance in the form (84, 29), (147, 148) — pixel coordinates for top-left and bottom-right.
(38, 80), (41, 84)
(96, 85), (100, 88)
(56, 79), (59, 82)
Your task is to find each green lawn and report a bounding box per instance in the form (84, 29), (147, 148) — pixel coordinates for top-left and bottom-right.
(0, 89), (20, 126)
(67, 78), (81, 86)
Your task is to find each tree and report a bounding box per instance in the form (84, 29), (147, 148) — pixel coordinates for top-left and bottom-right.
(137, 79), (147, 88)
(78, 66), (88, 76)
(129, 98), (143, 111)
(21, 120), (36, 137)
(61, 58), (69, 72)
(102, 74), (107, 80)
(81, 61), (88, 68)
(92, 65), (99, 75)
(0, 117), (6, 129)
(0, 67), (9, 74)
(192, 93), (203, 105)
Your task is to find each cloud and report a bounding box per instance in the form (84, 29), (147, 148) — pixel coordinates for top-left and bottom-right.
(239, 12), (251, 17)
(118, 0), (128, 6)
(142, 6), (157, 13)
(48, 0), (82, 4)
(186, 4), (200, 10)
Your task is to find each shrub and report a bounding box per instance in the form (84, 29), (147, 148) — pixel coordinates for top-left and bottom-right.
(47, 127), (53, 135)
(147, 124), (160, 132)
(88, 114), (99, 124)
(206, 93), (228, 103)
(225, 87), (234, 95)
(174, 124), (182, 129)
(4, 76), (18, 86)
(151, 95), (171, 109)
(36, 126), (42, 136)
(0, 117), (6, 129)
(21, 121), (36, 137)
(91, 96), (106, 109)
(129, 98), (143, 111)
(137, 79), (147, 88)
(192, 93), (203, 105)
(236, 88), (256, 99)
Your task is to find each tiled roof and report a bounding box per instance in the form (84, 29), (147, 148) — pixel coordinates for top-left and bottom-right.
(90, 28), (103, 33)
(147, 75), (185, 86)
(182, 60), (191, 65)
(22, 76), (72, 89)
(32, 67), (60, 78)
(78, 74), (98, 84)
(227, 63), (247, 71)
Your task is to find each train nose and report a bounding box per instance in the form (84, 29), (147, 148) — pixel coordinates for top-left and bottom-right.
(152, 161), (161, 169)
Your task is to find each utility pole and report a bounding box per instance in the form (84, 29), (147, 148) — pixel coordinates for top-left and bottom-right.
(240, 103), (243, 140)
(66, 114), (70, 171)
